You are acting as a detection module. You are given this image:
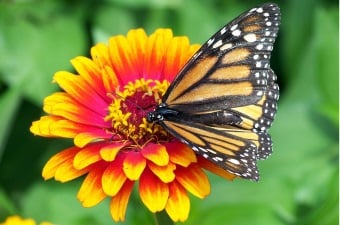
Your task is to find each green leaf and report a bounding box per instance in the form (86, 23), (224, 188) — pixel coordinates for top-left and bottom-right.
(281, 0), (318, 79)
(106, 0), (181, 9)
(0, 187), (17, 219)
(21, 181), (113, 225)
(154, 211), (174, 225)
(0, 2), (87, 105)
(92, 6), (135, 43)
(0, 88), (21, 161)
(294, 171), (339, 225)
(314, 7), (339, 126)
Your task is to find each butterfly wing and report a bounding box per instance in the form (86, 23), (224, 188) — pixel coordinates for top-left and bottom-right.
(163, 3), (280, 113)
(153, 3), (281, 180)
(229, 69), (279, 159)
(159, 119), (260, 180)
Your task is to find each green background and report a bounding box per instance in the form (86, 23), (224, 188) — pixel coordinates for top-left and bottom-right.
(0, 0), (338, 224)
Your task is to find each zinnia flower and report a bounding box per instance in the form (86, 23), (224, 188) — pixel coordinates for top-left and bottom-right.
(0, 216), (53, 225)
(30, 28), (236, 222)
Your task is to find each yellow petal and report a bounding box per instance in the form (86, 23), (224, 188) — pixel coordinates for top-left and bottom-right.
(175, 164), (210, 199)
(101, 65), (119, 94)
(167, 142), (197, 167)
(148, 161), (176, 183)
(102, 158), (127, 196)
(165, 181), (190, 222)
(144, 29), (173, 78)
(162, 36), (191, 81)
(109, 35), (136, 79)
(30, 116), (61, 137)
(42, 146), (79, 180)
(141, 143), (169, 166)
(54, 157), (88, 182)
(71, 56), (105, 94)
(91, 43), (111, 69)
(139, 169), (169, 212)
(74, 132), (100, 148)
(99, 142), (125, 162)
(73, 144), (102, 170)
(123, 151), (146, 180)
(109, 180), (134, 222)
(77, 168), (106, 207)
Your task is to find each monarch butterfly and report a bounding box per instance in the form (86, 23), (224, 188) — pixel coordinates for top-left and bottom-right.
(147, 3), (280, 181)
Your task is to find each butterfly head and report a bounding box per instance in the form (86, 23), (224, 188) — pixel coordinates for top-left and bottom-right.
(146, 103), (180, 123)
(146, 111), (161, 123)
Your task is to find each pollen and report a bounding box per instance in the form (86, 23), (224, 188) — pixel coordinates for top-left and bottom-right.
(105, 79), (171, 146)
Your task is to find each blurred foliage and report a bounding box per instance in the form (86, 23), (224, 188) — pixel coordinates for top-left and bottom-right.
(0, 0), (338, 225)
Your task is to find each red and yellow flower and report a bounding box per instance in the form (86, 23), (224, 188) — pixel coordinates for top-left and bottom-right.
(30, 28), (235, 222)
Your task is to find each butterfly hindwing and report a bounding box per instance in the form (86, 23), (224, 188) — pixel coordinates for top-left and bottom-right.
(160, 119), (260, 180)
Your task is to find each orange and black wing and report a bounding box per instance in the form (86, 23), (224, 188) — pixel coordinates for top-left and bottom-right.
(151, 3), (281, 180)
(163, 3), (280, 114)
(160, 119), (260, 180)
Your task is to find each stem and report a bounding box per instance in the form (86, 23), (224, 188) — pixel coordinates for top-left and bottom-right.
(154, 211), (174, 225)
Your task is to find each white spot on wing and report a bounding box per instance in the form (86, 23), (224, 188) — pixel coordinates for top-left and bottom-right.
(207, 38), (214, 46)
(256, 44), (264, 50)
(227, 158), (240, 165)
(256, 7), (263, 13)
(220, 43), (233, 51)
(232, 29), (241, 37)
(212, 40), (223, 48)
(243, 33), (257, 42)
(220, 27), (227, 35)
(230, 24), (238, 31)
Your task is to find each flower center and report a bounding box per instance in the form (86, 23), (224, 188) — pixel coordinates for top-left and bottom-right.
(105, 79), (172, 146)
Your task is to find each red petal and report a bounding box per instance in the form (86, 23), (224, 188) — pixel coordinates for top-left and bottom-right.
(43, 92), (109, 128)
(109, 35), (139, 84)
(162, 37), (190, 81)
(143, 29), (173, 80)
(53, 71), (108, 113)
(126, 29), (147, 80)
(71, 56), (108, 101)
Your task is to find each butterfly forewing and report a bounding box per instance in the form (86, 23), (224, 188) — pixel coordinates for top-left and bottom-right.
(163, 3), (280, 113)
